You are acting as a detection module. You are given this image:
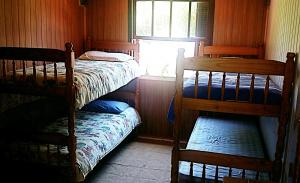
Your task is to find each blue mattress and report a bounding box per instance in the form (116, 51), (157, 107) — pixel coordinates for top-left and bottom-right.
(168, 72), (281, 123)
(179, 116), (269, 181)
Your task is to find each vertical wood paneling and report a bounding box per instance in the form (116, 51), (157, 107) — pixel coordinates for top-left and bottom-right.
(139, 77), (174, 139)
(0, 1), (5, 46)
(138, 77), (198, 140)
(0, 0), (84, 54)
(0, 0), (84, 75)
(4, 1), (13, 47)
(86, 0), (128, 43)
(213, 0), (267, 47)
(18, 0), (26, 47)
(265, 0), (300, 182)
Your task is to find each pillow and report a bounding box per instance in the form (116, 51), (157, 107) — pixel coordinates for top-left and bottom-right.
(78, 51), (133, 62)
(80, 99), (129, 114)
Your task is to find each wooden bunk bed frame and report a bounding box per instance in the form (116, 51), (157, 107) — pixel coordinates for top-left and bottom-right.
(171, 44), (295, 182)
(198, 41), (265, 59)
(0, 40), (140, 182)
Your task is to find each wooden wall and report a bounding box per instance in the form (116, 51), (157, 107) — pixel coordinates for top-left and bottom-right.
(139, 77), (174, 139)
(213, 0), (267, 46)
(86, 0), (128, 42)
(0, 0), (84, 56)
(85, 0), (267, 47)
(264, 0), (300, 182)
(138, 76), (198, 142)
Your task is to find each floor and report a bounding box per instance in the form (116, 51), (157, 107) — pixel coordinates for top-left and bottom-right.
(2, 141), (172, 183)
(85, 141), (172, 183)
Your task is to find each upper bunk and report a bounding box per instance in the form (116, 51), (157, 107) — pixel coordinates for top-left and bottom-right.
(0, 40), (140, 110)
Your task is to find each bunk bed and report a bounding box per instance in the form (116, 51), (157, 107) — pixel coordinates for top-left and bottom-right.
(170, 43), (295, 182)
(0, 39), (141, 182)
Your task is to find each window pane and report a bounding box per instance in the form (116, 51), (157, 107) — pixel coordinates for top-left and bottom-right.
(171, 2), (189, 38)
(154, 2), (170, 37)
(190, 2), (209, 37)
(136, 1), (152, 36)
(139, 40), (195, 77)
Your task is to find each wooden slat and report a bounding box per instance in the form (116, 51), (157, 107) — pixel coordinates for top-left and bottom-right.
(178, 149), (273, 172)
(183, 58), (286, 75)
(22, 60), (26, 78)
(194, 71), (199, 98)
(235, 73), (240, 101)
(249, 74), (255, 102)
(43, 61), (47, 81)
(208, 71), (212, 99)
(182, 98), (280, 116)
(221, 72), (226, 100)
(264, 75), (270, 104)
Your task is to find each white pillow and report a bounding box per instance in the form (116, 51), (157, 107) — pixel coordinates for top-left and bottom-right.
(78, 51), (133, 62)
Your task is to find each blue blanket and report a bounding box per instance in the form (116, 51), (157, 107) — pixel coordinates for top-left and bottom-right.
(167, 72), (281, 123)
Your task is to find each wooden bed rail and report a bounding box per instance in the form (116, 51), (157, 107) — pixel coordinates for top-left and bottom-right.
(198, 41), (265, 59)
(179, 149), (273, 172)
(86, 36), (140, 63)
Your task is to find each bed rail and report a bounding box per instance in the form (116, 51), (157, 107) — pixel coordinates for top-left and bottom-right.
(198, 41), (265, 59)
(86, 37), (140, 63)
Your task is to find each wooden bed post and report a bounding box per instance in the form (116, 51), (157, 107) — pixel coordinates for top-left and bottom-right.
(132, 39), (140, 63)
(198, 41), (205, 57)
(273, 52), (295, 181)
(171, 48), (185, 183)
(65, 42), (77, 182)
(258, 44), (265, 59)
(135, 77), (141, 114)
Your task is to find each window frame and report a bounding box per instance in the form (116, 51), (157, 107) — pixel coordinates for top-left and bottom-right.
(132, 0), (215, 44)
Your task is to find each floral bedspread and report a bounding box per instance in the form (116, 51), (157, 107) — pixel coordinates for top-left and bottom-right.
(2, 59), (140, 110)
(4, 107), (140, 181)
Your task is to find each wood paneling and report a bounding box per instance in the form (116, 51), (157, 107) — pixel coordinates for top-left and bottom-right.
(138, 76), (198, 141)
(264, 0), (300, 182)
(0, 0), (84, 56)
(86, 0), (128, 43)
(139, 76), (174, 139)
(213, 0), (267, 47)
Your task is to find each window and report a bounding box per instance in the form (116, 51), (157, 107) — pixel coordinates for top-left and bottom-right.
(131, 0), (214, 77)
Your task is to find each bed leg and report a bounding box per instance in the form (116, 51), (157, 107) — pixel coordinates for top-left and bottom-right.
(272, 160), (282, 181)
(171, 147), (179, 183)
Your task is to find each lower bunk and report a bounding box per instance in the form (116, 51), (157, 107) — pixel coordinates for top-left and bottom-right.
(0, 106), (141, 182)
(179, 115), (271, 182)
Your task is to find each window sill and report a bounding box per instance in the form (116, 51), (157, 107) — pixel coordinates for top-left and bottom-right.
(139, 75), (175, 82)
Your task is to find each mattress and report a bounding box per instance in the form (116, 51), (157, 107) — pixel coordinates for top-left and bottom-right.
(179, 116), (270, 181)
(1, 107), (141, 182)
(1, 59), (140, 111)
(168, 72), (281, 122)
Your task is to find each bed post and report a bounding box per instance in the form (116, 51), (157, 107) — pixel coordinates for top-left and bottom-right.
(171, 48), (185, 183)
(258, 44), (265, 59)
(273, 52), (295, 181)
(198, 41), (205, 57)
(65, 42), (77, 182)
(135, 77), (140, 114)
(132, 39), (140, 63)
